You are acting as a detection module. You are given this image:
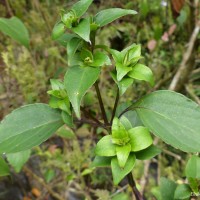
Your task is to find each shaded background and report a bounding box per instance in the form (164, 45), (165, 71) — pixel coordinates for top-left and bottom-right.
(0, 0), (200, 200)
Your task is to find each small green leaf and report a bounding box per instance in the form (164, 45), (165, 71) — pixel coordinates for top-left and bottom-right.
(50, 79), (65, 90)
(0, 104), (63, 153)
(52, 22), (65, 40)
(0, 156), (10, 176)
(128, 64), (154, 86)
(174, 184), (191, 199)
(72, 18), (90, 42)
(116, 144), (131, 168)
(64, 66), (100, 118)
(44, 169), (55, 183)
(91, 156), (111, 167)
(188, 177), (199, 194)
(135, 145), (161, 160)
(95, 135), (116, 157)
(110, 72), (133, 95)
(71, 0), (93, 18)
(120, 116), (132, 130)
(57, 125), (75, 139)
(61, 111), (73, 128)
(129, 126), (152, 152)
(0, 17), (29, 48)
(116, 62), (132, 81)
(112, 117), (130, 145)
(7, 150), (31, 173)
(67, 37), (82, 64)
(111, 153), (136, 185)
(132, 90), (200, 152)
(124, 44), (141, 64)
(55, 33), (75, 47)
(160, 177), (177, 200)
(94, 8), (137, 27)
(91, 51), (111, 67)
(185, 155), (200, 179)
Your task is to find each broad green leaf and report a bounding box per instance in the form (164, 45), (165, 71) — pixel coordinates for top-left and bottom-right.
(111, 153), (136, 185)
(128, 126), (152, 152)
(95, 135), (116, 157)
(116, 62), (132, 81)
(91, 156), (111, 167)
(174, 184), (191, 199)
(71, 0), (93, 18)
(128, 64), (154, 86)
(67, 37), (82, 64)
(116, 144), (131, 168)
(64, 66), (100, 118)
(0, 17), (29, 48)
(52, 22), (65, 40)
(7, 150), (31, 173)
(72, 18), (90, 42)
(188, 177), (199, 194)
(94, 8), (137, 27)
(135, 145), (161, 160)
(185, 155), (200, 179)
(160, 177), (177, 200)
(110, 49), (124, 63)
(132, 90), (200, 152)
(0, 156), (10, 176)
(0, 104), (63, 153)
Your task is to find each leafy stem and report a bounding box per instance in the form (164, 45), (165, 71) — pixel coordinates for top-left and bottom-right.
(110, 88), (119, 125)
(127, 172), (144, 200)
(94, 81), (109, 126)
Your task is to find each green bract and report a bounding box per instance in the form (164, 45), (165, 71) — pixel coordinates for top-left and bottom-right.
(95, 117), (155, 184)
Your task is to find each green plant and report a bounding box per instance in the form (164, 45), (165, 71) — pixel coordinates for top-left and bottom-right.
(0, 0), (200, 199)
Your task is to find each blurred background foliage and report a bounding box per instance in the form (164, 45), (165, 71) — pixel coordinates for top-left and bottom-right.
(0, 0), (200, 200)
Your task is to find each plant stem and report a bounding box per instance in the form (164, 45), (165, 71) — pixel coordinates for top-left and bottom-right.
(94, 82), (109, 126)
(80, 106), (105, 128)
(127, 173), (144, 200)
(110, 88), (119, 124)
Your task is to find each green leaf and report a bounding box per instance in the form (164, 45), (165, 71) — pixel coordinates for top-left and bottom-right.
(57, 125), (75, 139)
(71, 0), (93, 18)
(112, 193), (130, 200)
(72, 18), (90, 42)
(55, 33), (75, 47)
(0, 156), (10, 176)
(61, 111), (73, 128)
(188, 177), (199, 194)
(95, 135), (116, 157)
(128, 126), (152, 152)
(174, 184), (191, 199)
(64, 66), (100, 118)
(135, 145), (161, 160)
(0, 17), (29, 48)
(91, 156), (111, 167)
(44, 169), (55, 183)
(91, 52), (111, 67)
(132, 90), (200, 152)
(128, 64), (154, 86)
(120, 116), (132, 130)
(112, 117), (130, 145)
(52, 21), (65, 40)
(185, 155), (200, 179)
(160, 177), (177, 200)
(0, 104), (63, 153)
(67, 37), (82, 65)
(110, 72), (133, 95)
(111, 153), (136, 185)
(7, 150), (31, 173)
(116, 62), (132, 81)
(94, 8), (137, 27)
(116, 144), (131, 168)
(50, 79), (65, 90)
